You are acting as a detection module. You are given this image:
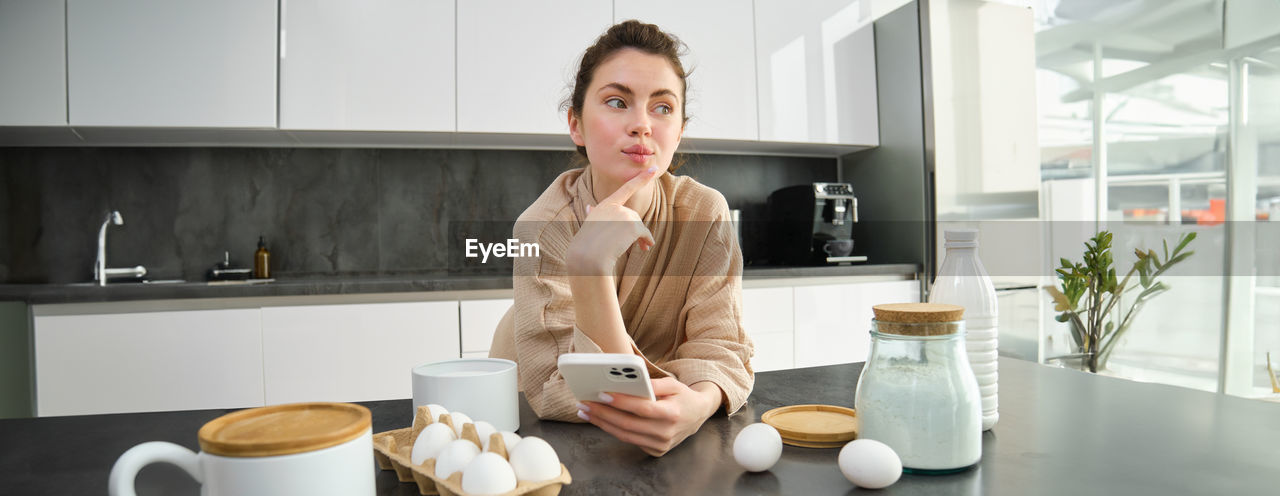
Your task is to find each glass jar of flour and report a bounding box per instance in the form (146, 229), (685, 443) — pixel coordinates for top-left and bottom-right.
(854, 303), (981, 473)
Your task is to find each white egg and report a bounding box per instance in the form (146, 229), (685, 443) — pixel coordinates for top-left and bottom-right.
(499, 431), (522, 451)
(473, 421), (497, 449)
(838, 439), (902, 489)
(460, 452), (518, 495)
(410, 422), (457, 465)
(482, 430), (522, 452)
(434, 439), (481, 479)
(448, 412), (474, 437)
(425, 403), (449, 422)
(732, 423), (783, 472)
(507, 436), (561, 482)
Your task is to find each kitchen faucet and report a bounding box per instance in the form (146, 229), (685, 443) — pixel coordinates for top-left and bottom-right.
(94, 210), (146, 286)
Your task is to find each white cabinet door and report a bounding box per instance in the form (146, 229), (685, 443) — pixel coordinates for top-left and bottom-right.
(280, 0), (455, 131)
(755, 0), (878, 145)
(66, 0), (276, 127)
(33, 309), (264, 417)
(742, 287), (794, 372)
(456, 0), (611, 134)
(749, 332), (795, 373)
(0, 0), (66, 125)
(614, 1), (758, 141)
(460, 298), (514, 356)
(793, 280), (918, 368)
(260, 301), (459, 405)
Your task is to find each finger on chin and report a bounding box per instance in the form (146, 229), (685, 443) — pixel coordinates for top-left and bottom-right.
(603, 166), (658, 205)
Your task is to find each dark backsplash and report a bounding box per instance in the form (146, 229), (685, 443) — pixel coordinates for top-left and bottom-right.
(0, 148), (834, 283)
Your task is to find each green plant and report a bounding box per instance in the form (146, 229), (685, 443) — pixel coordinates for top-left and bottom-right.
(1045, 230), (1196, 373)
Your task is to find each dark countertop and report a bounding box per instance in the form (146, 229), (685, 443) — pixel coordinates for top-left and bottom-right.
(0, 264), (918, 305)
(2, 357), (1275, 495)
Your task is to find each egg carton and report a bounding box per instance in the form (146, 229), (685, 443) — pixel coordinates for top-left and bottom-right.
(372, 406), (571, 496)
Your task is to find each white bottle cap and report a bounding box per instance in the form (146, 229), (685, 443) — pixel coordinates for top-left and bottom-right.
(943, 229), (979, 244)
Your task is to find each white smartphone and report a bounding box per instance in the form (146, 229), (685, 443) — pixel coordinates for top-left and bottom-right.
(557, 353), (656, 402)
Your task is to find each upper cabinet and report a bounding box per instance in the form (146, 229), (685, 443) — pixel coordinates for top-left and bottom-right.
(3, 0), (882, 153)
(66, 0), (277, 127)
(755, 0), (879, 146)
(615, 1), (758, 141)
(0, 0), (66, 126)
(456, 0), (612, 135)
(279, 0), (455, 132)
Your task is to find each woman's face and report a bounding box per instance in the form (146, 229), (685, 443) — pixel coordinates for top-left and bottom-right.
(569, 48), (685, 188)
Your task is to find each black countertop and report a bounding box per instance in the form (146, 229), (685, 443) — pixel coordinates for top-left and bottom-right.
(0, 264), (918, 305)
(2, 357), (1275, 495)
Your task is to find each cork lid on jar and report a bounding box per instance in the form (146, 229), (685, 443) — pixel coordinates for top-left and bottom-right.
(198, 402), (371, 457)
(872, 303), (965, 336)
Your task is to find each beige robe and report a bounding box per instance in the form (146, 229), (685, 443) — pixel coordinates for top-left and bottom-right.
(490, 167), (754, 422)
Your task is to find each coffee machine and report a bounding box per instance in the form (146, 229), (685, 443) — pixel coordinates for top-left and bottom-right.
(767, 183), (867, 265)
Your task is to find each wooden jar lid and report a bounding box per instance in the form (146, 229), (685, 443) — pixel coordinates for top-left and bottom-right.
(761, 404), (859, 448)
(198, 402), (371, 457)
(872, 303), (964, 336)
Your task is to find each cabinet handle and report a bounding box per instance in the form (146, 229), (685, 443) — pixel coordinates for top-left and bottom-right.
(279, 0), (287, 59)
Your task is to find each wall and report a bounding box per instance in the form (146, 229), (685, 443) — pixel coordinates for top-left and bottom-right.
(0, 148), (834, 283)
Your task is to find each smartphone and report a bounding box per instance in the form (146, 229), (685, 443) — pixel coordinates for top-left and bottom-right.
(557, 353), (656, 402)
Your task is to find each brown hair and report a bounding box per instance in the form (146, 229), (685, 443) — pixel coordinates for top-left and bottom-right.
(564, 20), (691, 170)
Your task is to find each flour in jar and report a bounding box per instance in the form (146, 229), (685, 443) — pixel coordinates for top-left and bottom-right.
(855, 359), (981, 471)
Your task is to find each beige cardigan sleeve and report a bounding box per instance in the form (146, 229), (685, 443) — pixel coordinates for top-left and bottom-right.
(508, 217), (622, 422)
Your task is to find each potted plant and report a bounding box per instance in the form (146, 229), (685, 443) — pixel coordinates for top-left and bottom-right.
(1045, 230), (1196, 373)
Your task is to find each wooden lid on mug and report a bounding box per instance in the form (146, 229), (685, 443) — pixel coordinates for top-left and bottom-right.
(872, 303), (965, 336)
(198, 402), (371, 457)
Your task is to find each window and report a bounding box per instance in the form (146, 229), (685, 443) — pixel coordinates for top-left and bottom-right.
(1033, 0), (1279, 397)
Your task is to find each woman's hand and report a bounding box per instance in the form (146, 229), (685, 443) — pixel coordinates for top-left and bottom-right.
(565, 166), (660, 276)
(576, 378), (723, 457)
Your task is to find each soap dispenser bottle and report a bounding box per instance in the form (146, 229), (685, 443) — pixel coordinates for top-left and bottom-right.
(253, 236), (271, 279)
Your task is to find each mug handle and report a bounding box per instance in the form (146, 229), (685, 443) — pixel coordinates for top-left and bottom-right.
(108, 441), (203, 496)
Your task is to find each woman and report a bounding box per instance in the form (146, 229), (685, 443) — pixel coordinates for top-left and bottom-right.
(490, 20), (753, 457)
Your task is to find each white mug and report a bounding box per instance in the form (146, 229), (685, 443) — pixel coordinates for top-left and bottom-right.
(412, 358), (519, 432)
(109, 403), (374, 496)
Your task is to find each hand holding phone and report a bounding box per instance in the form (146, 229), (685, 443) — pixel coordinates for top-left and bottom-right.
(557, 353), (656, 402)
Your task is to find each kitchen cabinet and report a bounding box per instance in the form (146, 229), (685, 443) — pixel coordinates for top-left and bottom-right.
(66, 0), (276, 127)
(460, 298), (514, 357)
(33, 309), (264, 417)
(741, 287), (795, 372)
(455, 0), (611, 134)
(0, 0), (66, 125)
(792, 280), (919, 368)
(279, 0), (455, 132)
(929, 1), (1038, 199)
(260, 301), (459, 405)
(2, 0), (884, 154)
(754, 0), (879, 146)
(614, 1), (758, 141)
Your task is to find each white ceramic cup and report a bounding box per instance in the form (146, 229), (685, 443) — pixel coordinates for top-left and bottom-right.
(109, 431), (373, 496)
(412, 358), (519, 432)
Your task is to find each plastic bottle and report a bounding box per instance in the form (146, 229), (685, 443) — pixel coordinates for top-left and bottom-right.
(253, 236), (271, 279)
(928, 229), (998, 431)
